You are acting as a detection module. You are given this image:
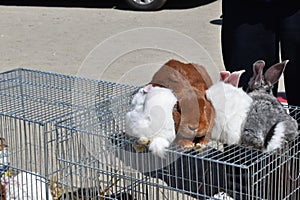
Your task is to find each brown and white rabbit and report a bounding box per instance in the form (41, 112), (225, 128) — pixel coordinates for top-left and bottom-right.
(150, 59), (215, 148)
(241, 60), (299, 152)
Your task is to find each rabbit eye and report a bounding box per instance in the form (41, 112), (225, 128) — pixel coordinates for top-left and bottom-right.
(251, 83), (260, 90)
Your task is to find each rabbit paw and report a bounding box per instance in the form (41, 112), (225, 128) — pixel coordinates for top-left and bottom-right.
(138, 137), (150, 145)
(177, 139), (195, 150)
(132, 144), (145, 152)
(195, 143), (206, 150)
(241, 129), (264, 150)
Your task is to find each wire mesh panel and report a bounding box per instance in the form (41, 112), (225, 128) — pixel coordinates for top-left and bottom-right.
(0, 68), (137, 199)
(56, 91), (300, 199)
(0, 68), (299, 199)
(55, 96), (201, 200)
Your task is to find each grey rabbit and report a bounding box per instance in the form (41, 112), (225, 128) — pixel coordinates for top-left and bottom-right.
(241, 60), (298, 152)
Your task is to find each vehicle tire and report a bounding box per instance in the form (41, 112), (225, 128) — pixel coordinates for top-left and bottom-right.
(125, 0), (168, 11)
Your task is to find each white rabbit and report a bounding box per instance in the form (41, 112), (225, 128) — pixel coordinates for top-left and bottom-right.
(206, 70), (253, 145)
(2, 172), (53, 200)
(125, 84), (177, 158)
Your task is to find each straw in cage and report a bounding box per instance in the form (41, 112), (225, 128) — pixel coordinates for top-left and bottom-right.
(52, 169), (136, 200)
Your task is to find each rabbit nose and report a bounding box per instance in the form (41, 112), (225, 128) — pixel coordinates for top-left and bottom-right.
(188, 125), (198, 131)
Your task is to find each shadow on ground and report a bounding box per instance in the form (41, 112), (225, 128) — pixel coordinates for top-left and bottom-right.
(210, 18), (222, 25)
(0, 0), (218, 10)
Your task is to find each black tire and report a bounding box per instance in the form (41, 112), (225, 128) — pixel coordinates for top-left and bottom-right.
(125, 0), (168, 11)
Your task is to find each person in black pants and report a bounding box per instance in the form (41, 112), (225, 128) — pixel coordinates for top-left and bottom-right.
(221, 0), (300, 107)
(221, 3), (300, 199)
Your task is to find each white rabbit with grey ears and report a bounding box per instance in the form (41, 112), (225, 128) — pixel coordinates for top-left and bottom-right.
(241, 60), (298, 152)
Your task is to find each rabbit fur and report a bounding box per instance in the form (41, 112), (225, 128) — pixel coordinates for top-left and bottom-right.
(2, 172), (53, 200)
(150, 59), (215, 148)
(206, 70), (253, 145)
(125, 84), (178, 158)
(241, 60), (299, 152)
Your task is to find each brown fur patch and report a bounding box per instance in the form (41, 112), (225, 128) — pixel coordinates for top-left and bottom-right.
(150, 59), (214, 147)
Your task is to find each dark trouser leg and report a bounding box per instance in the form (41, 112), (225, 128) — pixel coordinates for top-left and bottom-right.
(221, 0), (279, 91)
(280, 7), (300, 107)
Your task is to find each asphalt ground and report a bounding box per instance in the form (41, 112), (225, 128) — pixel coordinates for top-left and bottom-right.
(0, 0), (285, 89)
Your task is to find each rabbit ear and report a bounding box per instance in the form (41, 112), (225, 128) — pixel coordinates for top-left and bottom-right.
(223, 70), (245, 87)
(247, 60), (265, 90)
(246, 60), (265, 92)
(253, 60), (265, 82)
(143, 84), (153, 93)
(264, 60), (288, 85)
(220, 71), (230, 81)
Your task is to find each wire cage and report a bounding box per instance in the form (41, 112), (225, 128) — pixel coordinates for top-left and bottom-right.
(0, 68), (299, 199)
(55, 97), (300, 200)
(0, 68), (136, 199)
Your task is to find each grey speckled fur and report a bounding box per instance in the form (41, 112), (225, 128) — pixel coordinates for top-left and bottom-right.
(241, 91), (298, 150)
(241, 60), (298, 151)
